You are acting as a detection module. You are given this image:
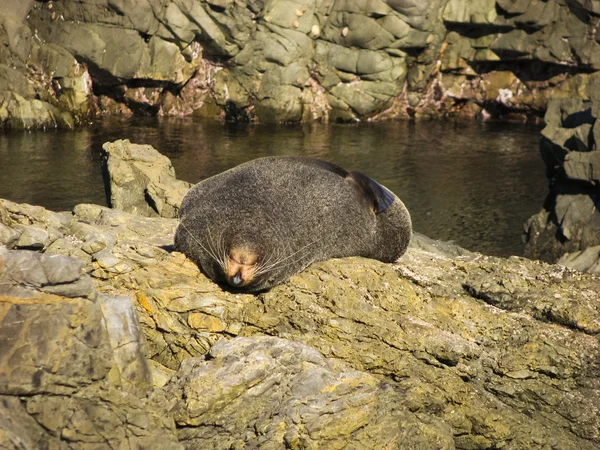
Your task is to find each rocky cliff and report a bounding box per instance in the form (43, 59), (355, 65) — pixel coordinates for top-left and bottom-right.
(1, 0), (600, 127)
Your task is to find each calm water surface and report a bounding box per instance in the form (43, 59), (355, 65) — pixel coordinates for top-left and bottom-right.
(0, 117), (548, 257)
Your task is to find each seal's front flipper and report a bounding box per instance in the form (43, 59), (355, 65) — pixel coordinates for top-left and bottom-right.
(346, 171), (395, 214)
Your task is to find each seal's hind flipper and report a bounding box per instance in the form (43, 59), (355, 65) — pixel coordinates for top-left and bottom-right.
(291, 157), (349, 178)
(346, 171), (395, 214)
(288, 157), (395, 214)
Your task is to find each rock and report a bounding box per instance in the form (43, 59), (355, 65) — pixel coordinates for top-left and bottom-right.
(98, 293), (153, 394)
(0, 11), (87, 129)
(0, 91), (74, 129)
(158, 336), (455, 449)
(101, 139), (192, 218)
(558, 245), (600, 274)
(524, 81), (600, 270)
(0, 245), (183, 449)
(14, 225), (50, 249)
(0, 246), (94, 299)
(1, 193), (600, 448)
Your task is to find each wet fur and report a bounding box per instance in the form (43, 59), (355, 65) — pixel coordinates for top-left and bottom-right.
(175, 156), (412, 292)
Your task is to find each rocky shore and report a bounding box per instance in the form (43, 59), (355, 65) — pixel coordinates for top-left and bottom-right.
(2, 141), (600, 448)
(2, 0), (600, 127)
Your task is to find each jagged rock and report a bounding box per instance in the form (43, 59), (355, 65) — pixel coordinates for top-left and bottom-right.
(524, 76), (600, 270)
(0, 245), (183, 449)
(101, 139), (192, 218)
(1, 195), (599, 448)
(0, 7), (90, 129)
(0, 90), (74, 129)
(158, 336), (455, 449)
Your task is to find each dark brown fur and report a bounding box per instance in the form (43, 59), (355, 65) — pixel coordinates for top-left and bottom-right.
(175, 156), (412, 292)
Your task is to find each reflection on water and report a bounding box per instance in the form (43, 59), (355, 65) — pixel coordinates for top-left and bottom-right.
(0, 117), (547, 257)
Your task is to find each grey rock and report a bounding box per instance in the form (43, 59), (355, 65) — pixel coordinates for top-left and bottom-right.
(0, 395), (50, 450)
(0, 246), (91, 296)
(40, 274), (95, 298)
(102, 139), (192, 218)
(564, 150), (600, 185)
(98, 294), (153, 394)
(524, 95), (600, 270)
(2, 0), (35, 22)
(39, 253), (83, 284)
(0, 223), (20, 247)
(0, 283), (113, 395)
(558, 245), (600, 274)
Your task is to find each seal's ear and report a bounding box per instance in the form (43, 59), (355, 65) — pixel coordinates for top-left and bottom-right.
(346, 171), (395, 214)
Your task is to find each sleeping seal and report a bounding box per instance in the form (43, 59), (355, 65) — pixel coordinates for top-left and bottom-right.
(174, 156), (412, 292)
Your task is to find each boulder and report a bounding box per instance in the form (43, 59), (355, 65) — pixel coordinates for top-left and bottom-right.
(0, 245), (183, 449)
(101, 139), (192, 218)
(159, 336), (455, 449)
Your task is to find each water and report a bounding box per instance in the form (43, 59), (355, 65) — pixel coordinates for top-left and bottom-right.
(0, 117), (548, 257)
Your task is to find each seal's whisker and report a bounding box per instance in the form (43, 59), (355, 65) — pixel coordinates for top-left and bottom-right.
(254, 237), (323, 276)
(261, 227), (292, 270)
(179, 221), (221, 265)
(253, 226), (286, 275)
(255, 250), (318, 277)
(206, 226), (223, 269)
(256, 248), (277, 274)
(217, 227), (227, 270)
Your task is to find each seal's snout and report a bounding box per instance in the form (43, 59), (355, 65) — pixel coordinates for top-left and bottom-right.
(231, 271), (244, 287)
(225, 246), (258, 288)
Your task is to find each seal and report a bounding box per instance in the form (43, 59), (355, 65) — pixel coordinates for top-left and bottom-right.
(174, 156), (412, 292)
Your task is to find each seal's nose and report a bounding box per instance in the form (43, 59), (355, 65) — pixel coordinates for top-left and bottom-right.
(230, 271), (244, 287)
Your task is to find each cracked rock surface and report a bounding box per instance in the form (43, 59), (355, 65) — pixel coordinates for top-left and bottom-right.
(1, 194), (599, 448)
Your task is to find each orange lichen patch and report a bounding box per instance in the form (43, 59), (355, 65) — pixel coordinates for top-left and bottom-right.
(136, 292), (153, 313)
(0, 293), (78, 305)
(188, 312), (226, 332)
(225, 246), (258, 286)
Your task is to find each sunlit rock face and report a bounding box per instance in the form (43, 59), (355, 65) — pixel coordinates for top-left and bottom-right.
(1, 0), (600, 127)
